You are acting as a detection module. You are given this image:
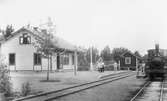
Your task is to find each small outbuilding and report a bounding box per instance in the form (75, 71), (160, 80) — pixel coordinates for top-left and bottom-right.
(119, 51), (142, 70)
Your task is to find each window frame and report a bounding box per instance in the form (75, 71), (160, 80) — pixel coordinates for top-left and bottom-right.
(125, 57), (131, 64)
(34, 53), (42, 65)
(19, 33), (31, 44)
(63, 54), (69, 65)
(9, 53), (15, 65)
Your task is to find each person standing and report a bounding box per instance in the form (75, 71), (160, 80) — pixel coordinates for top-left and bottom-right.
(97, 58), (102, 72)
(141, 62), (145, 74)
(101, 61), (105, 72)
(114, 62), (117, 71)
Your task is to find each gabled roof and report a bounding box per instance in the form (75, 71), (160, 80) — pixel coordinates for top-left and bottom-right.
(0, 26), (78, 52)
(121, 51), (142, 60)
(0, 27), (43, 44)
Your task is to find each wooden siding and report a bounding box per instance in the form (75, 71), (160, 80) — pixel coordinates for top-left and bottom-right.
(0, 29), (74, 71)
(120, 52), (137, 69)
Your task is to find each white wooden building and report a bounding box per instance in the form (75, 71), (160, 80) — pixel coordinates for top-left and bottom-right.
(0, 26), (78, 71)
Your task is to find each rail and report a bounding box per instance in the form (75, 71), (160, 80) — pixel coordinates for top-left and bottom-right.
(159, 80), (165, 101)
(130, 81), (151, 101)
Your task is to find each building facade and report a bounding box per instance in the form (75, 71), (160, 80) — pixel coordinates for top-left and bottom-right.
(120, 52), (142, 70)
(0, 27), (77, 71)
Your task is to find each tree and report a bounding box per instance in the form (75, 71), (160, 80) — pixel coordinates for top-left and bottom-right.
(33, 18), (57, 81)
(3, 25), (14, 39)
(134, 51), (142, 57)
(33, 29), (55, 81)
(78, 51), (88, 66)
(142, 54), (148, 62)
(111, 47), (130, 62)
(0, 57), (13, 98)
(78, 47), (100, 66)
(85, 47), (100, 64)
(100, 45), (112, 61)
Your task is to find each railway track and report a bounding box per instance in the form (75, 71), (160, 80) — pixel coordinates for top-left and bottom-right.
(13, 71), (135, 101)
(159, 79), (165, 101)
(130, 78), (166, 101)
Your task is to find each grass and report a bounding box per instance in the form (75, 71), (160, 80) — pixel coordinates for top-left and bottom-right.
(54, 75), (148, 101)
(40, 79), (61, 82)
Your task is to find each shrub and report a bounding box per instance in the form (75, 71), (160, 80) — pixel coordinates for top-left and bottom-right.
(20, 82), (31, 97)
(104, 65), (114, 71)
(77, 66), (90, 71)
(129, 67), (136, 71)
(0, 62), (13, 96)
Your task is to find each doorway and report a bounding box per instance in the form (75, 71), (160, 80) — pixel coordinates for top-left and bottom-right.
(57, 54), (60, 69)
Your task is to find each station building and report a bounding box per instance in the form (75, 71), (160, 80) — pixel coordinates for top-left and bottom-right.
(0, 26), (79, 71)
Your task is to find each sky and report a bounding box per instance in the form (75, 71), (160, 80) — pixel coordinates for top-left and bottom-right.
(0, 0), (167, 55)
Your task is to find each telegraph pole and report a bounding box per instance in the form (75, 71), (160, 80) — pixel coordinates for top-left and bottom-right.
(90, 46), (93, 71)
(118, 60), (120, 70)
(136, 58), (139, 77)
(74, 49), (78, 75)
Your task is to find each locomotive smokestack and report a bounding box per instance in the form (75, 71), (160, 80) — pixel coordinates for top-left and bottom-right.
(155, 44), (159, 56)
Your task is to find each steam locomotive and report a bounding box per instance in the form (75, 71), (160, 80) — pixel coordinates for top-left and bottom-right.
(145, 44), (165, 80)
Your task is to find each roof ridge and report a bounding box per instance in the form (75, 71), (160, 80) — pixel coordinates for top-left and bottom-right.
(121, 51), (142, 59)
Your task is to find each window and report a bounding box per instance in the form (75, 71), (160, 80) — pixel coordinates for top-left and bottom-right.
(19, 33), (31, 44)
(63, 54), (69, 65)
(125, 57), (131, 64)
(34, 53), (41, 65)
(9, 53), (15, 65)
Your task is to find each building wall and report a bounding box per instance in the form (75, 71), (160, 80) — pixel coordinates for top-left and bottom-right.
(0, 30), (74, 71)
(1, 30), (37, 70)
(120, 52), (137, 69)
(63, 54), (74, 69)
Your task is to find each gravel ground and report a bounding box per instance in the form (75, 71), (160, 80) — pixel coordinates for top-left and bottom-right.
(10, 71), (125, 93)
(51, 75), (147, 101)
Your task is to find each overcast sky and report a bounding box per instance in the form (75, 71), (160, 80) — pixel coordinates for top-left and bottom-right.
(1, 0), (167, 55)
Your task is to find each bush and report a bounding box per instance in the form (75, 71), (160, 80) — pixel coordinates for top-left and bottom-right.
(129, 67), (136, 71)
(104, 65), (114, 71)
(120, 66), (136, 71)
(20, 82), (32, 97)
(0, 62), (13, 96)
(77, 66), (90, 71)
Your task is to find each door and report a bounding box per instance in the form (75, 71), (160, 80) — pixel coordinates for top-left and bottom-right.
(9, 53), (16, 70)
(57, 54), (60, 69)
